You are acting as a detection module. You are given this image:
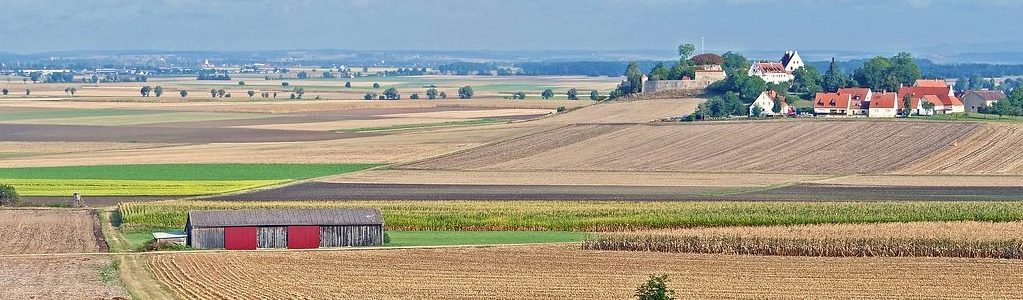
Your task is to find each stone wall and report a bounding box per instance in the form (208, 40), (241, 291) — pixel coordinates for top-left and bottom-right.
(642, 70), (725, 93)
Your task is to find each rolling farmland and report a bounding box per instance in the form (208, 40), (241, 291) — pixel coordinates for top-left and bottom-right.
(0, 209), (107, 254)
(405, 121), (981, 174)
(898, 122), (1023, 175)
(147, 245), (1023, 299)
(0, 256), (128, 299)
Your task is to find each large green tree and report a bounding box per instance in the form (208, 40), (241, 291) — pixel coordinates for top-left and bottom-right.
(791, 65), (823, 95)
(721, 52), (750, 76)
(822, 58), (851, 92)
(677, 44), (696, 61)
(648, 63), (670, 80)
(624, 62), (644, 94)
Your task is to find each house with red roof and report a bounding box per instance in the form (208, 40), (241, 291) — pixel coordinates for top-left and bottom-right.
(915, 79), (948, 88)
(961, 90), (1007, 113)
(813, 92), (852, 115)
(748, 90), (792, 116)
(867, 92), (899, 117)
(748, 50), (803, 84)
(899, 85), (964, 114)
(838, 88), (873, 116)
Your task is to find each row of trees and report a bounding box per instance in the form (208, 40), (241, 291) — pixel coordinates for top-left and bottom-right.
(985, 89), (1023, 116)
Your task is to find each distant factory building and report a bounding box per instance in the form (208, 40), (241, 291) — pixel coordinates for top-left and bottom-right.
(186, 208), (384, 250)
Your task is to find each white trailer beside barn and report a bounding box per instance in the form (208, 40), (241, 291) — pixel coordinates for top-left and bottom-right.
(186, 208), (384, 250)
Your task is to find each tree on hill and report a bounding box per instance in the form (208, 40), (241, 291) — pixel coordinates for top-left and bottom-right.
(217, 89), (226, 97)
(410, 93), (420, 100)
(238, 81), (246, 86)
(140, 86), (152, 97)
(154, 86), (163, 97)
(297, 71), (308, 79)
(677, 44), (696, 61)
(293, 87), (305, 99)
(25, 89), (30, 96)
(822, 58), (852, 92)
(457, 86), (474, 99)
(624, 61), (643, 94)
(567, 88), (578, 100)
(247, 90), (255, 97)
(514, 91), (527, 99)
(590, 90), (599, 100)
(854, 53), (920, 92)
(721, 52), (750, 76)
(373, 82), (380, 89)
(210, 89), (217, 97)
(648, 63), (670, 81)
(791, 65), (823, 95)
(542, 89), (555, 100)
(426, 88), (438, 100)
(179, 90), (188, 98)
(2, 88), (8, 95)
(282, 82), (289, 87)
(345, 81), (352, 88)
(29, 72), (41, 83)
(635, 274), (676, 300)
(439, 91), (447, 99)
(690, 53), (724, 66)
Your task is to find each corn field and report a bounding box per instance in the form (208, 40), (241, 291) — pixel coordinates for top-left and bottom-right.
(582, 221), (1023, 259)
(119, 200), (1023, 232)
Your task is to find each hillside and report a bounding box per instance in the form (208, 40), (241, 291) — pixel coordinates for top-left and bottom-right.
(405, 121), (984, 174)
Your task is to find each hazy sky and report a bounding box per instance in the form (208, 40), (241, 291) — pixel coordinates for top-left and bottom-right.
(3, 0), (1022, 54)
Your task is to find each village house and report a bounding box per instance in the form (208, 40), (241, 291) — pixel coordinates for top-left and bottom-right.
(838, 88), (873, 116)
(898, 79), (964, 114)
(960, 90), (1007, 113)
(813, 92), (852, 115)
(867, 92), (899, 118)
(748, 50), (804, 84)
(748, 90), (791, 116)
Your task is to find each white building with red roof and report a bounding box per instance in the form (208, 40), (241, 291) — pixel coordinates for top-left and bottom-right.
(748, 50), (804, 84)
(748, 90), (791, 116)
(898, 80), (964, 114)
(813, 92), (852, 115)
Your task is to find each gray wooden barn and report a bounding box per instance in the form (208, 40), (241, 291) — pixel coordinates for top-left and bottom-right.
(186, 208), (384, 250)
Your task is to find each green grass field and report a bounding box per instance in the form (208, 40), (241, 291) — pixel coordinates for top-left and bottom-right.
(118, 200), (1023, 232)
(924, 112), (1023, 123)
(0, 163), (380, 196)
(384, 231), (588, 247)
(0, 108), (164, 122)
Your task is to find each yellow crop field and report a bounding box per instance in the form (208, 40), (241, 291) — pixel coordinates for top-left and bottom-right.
(1, 179), (285, 196)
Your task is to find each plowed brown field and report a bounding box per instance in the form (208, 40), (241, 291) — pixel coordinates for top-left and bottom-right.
(0, 209), (107, 254)
(536, 98), (702, 124)
(407, 121), (981, 174)
(0, 256), (128, 299)
(899, 123), (1023, 175)
(148, 245), (1023, 299)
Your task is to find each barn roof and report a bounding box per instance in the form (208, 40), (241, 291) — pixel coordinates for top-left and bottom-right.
(187, 208), (383, 227)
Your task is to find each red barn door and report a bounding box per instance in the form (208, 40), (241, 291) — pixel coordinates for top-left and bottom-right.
(287, 226), (320, 249)
(224, 227), (257, 250)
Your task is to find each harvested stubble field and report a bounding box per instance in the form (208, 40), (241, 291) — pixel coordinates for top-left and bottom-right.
(534, 97), (702, 124)
(147, 245), (1023, 299)
(0, 255), (128, 300)
(406, 121), (981, 174)
(583, 221), (1023, 259)
(898, 122), (1023, 174)
(118, 200), (1023, 231)
(322, 169), (830, 187)
(0, 209), (107, 254)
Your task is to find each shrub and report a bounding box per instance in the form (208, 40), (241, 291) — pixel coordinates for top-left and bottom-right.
(0, 184), (21, 206)
(383, 232), (391, 244)
(556, 106), (567, 113)
(137, 239), (190, 252)
(635, 274), (676, 300)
